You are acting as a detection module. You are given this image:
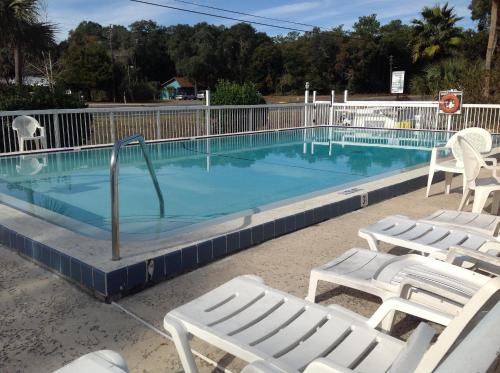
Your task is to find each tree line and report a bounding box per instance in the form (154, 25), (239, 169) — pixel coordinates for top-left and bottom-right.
(0, 0), (498, 103)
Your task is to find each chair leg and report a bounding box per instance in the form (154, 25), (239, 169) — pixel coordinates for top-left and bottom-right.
(380, 310), (396, 333)
(164, 316), (199, 373)
(472, 190), (490, 214)
(363, 234), (379, 251)
(444, 172), (453, 194)
(492, 191), (500, 215)
(426, 166), (435, 198)
(306, 273), (319, 303)
(459, 188), (472, 211)
(18, 138), (24, 152)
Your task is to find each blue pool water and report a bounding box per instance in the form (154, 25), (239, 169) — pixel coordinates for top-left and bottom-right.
(0, 128), (449, 240)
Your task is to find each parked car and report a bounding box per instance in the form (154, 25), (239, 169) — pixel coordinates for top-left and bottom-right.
(196, 92), (205, 100)
(175, 94), (185, 100)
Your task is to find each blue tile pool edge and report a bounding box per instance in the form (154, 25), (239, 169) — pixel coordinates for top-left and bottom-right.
(0, 171), (445, 301)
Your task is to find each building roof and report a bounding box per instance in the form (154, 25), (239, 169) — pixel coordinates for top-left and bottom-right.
(162, 77), (194, 88)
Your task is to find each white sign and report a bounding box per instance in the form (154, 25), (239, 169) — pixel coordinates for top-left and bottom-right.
(391, 71), (405, 94)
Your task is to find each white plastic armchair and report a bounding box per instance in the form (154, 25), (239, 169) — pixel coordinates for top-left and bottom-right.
(12, 115), (48, 152)
(426, 127), (494, 197)
(458, 136), (500, 214)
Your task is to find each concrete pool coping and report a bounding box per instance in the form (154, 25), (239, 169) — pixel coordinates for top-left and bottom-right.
(0, 159), (446, 300)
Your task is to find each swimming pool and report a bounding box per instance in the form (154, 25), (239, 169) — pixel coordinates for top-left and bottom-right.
(0, 128), (448, 241)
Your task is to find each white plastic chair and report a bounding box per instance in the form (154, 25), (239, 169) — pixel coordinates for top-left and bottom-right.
(458, 135), (500, 214)
(164, 275), (500, 373)
(426, 127), (495, 197)
(12, 115), (47, 152)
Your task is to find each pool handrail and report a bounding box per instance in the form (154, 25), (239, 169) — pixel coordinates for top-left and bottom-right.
(110, 134), (165, 260)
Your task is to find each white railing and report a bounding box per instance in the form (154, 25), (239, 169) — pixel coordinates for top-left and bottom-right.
(0, 103), (309, 155)
(1, 101), (500, 155)
(326, 102), (500, 133)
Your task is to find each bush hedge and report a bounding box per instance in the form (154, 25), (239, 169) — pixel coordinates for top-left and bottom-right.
(0, 85), (87, 111)
(211, 80), (266, 106)
(0, 86), (90, 153)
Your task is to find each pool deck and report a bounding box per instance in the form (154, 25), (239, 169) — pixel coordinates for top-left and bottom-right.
(1, 174), (492, 372)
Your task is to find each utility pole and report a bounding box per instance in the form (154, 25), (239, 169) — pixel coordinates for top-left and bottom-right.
(389, 55), (393, 94)
(109, 25), (117, 103)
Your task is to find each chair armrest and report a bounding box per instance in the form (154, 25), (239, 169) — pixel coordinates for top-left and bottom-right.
(483, 161), (500, 177)
(304, 358), (354, 373)
(389, 323), (435, 373)
(431, 146), (452, 159)
(446, 246), (500, 276)
(367, 297), (453, 329)
(484, 157), (497, 166)
(243, 357), (356, 373)
(242, 361), (284, 373)
(397, 276), (469, 305)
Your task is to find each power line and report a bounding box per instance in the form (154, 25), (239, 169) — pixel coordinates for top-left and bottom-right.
(164, 0), (318, 29)
(129, 0), (310, 33)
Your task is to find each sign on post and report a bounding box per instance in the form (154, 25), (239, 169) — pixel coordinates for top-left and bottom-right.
(391, 71), (405, 94)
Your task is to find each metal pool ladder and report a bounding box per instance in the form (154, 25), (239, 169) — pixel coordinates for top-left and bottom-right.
(110, 134), (165, 260)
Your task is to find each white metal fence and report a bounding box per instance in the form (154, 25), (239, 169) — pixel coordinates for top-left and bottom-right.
(1, 101), (500, 155)
(0, 104), (308, 154)
(328, 101), (500, 133)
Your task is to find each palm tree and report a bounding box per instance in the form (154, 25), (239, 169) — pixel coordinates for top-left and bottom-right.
(0, 0), (56, 85)
(484, 0), (499, 96)
(411, 3), (463, 62)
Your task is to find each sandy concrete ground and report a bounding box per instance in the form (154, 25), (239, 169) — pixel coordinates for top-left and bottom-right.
(0, 176), (487, 372)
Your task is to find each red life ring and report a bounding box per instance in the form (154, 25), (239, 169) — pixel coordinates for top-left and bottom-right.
(439, 94), (460, 114)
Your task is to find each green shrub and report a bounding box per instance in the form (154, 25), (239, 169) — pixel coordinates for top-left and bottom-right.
(0, 85), (90, 153)
(130, 81), (157, 101)
(211, 80), (265, 105)
(410, 59), (499, 103)
(0, 85), (87, 111)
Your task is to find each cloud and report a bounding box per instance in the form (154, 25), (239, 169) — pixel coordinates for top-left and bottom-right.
(253, 1), (323, 17)
(48, 0), (174, 40)
(47, 0), (476, 41)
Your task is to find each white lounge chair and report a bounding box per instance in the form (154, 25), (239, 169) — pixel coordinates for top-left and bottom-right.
(458, 136), (500, 214)
(420, 209), (500, 237)
(426, 127), (495, 198)
(12, 115), (48, 152)
(359, 215), (500, 268)
(53, 350), (129, 373)
(164, 275), (500, 373)
(306, 248), (491, 327)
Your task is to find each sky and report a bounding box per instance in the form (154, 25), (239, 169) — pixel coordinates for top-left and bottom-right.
(46, 0), (477, 41)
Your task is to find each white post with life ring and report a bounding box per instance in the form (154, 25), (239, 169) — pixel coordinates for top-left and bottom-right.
(438, 90), (463, 132)
(439, 90), (463, 115)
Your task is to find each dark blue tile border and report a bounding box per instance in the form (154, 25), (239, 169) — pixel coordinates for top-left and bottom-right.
(0, 171), (442, 300)
(165, 250), (182, 275)
(197, 241), (213, 264)
(93, 269), (106, 295)
(212, 236), (227, 259)
(227, 232), (240, 253)
(127, 262), (146, 289)
(181, 245), (197, 271)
